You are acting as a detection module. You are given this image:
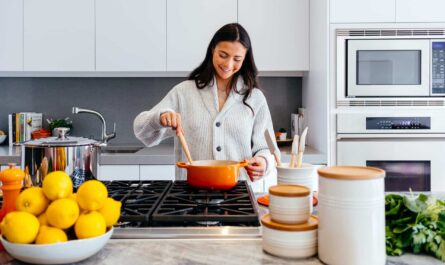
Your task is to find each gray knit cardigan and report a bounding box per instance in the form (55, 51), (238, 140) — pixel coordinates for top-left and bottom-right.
(133, 77), (277, 181)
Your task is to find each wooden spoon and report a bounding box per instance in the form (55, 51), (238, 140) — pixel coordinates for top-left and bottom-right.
(177, 130), (193, 164)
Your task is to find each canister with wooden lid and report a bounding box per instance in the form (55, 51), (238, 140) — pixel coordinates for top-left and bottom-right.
(317, 166), (385, 265)
(261, 214), (318, 258)
(268, 184), (311, 224)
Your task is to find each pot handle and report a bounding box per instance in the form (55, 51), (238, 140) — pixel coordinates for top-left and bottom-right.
(176, 162), (190, 168)
(239, 160), (249, 167)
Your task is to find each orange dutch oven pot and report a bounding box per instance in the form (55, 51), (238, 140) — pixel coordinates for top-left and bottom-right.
(176, 160), (249, 190)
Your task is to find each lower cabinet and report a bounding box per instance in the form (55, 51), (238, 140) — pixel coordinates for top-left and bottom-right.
(98, 165), (175, 181)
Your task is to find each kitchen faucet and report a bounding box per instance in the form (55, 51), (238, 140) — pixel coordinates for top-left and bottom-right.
(72, 107), (116, 146)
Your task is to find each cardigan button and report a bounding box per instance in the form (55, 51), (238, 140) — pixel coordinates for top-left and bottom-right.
(216, 122), (221, 127)
(216, 146), (222, 152)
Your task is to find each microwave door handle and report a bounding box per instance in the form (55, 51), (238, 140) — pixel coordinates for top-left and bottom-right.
(337, 133), (445, 140)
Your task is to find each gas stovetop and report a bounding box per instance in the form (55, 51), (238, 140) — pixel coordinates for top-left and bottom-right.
(103, 180), (261, 239)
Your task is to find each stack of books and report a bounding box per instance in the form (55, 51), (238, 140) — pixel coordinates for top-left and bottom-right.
(8, 112), (43, 146)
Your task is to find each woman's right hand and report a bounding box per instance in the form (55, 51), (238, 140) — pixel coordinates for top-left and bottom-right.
(160, 112), (183, 135)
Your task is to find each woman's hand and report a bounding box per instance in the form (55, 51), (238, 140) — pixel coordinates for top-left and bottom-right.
(246, 156), (267, 182)
(160, 112), (183, 135)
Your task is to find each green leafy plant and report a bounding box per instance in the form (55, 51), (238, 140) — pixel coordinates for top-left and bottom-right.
(46, 118), (73, 131)
(386, 193), (445, 260)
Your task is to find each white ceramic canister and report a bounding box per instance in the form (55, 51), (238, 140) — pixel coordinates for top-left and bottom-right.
(276, 163), (315, 212)
(261, 214), (318, 258)
(317, 166), (386, 265)
(269, 184), (311, 224)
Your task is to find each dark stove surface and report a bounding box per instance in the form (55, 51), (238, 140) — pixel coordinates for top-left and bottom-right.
(152, 181), (260, 226)
(103, 180), (260, 228)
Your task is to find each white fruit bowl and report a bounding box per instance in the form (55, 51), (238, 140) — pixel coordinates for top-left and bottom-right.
(0, 227), (113, 264)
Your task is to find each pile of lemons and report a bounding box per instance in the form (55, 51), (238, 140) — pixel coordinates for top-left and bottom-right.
(0, 171), (121, 244)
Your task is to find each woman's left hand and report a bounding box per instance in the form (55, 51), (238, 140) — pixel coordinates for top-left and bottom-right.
(246, 157), (266, 182)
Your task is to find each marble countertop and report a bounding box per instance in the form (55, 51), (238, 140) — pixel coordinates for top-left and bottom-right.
(0, 143), (327, 166)
(1, 238), (442, 265)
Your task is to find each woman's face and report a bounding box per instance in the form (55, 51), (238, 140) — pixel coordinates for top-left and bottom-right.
(212, 41), (247, 81)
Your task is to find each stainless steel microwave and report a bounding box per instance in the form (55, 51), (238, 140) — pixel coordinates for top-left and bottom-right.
(337, 30), (445, 98)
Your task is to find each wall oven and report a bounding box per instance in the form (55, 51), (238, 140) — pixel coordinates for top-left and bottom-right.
(337, 29), (445, 102)
(336, 111), (445, 192)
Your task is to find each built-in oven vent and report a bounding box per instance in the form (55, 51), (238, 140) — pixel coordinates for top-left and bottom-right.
(337, 100), (445, 107)
(337, 29), (445, 37)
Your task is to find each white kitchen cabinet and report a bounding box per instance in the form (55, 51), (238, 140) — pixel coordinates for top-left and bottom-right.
(140, 165), (175, 181)
(0, 0), (23, 71)
(98, 165), (139, 181)
(396, 0), (445, 22)
(166, 0), (237, 72)
(96, 0), (166, 71)
(238, 0), (309, 71)
(24, 0), (94, 71)
(330, 0), (396, 23)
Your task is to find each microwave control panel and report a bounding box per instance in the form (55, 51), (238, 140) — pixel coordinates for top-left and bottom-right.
(366, 117), (431, 130)
(432, 41), (445, 94)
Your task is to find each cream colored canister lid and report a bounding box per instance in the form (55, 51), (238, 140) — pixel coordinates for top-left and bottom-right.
(317, 166), (385, 180)
(269, 184), (310, 197)
(261, 214), (318, 231)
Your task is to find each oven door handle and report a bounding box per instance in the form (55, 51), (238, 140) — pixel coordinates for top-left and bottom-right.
(337, 133), (445, 140)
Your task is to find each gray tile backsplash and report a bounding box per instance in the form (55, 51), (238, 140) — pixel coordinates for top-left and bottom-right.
(0, 77), (301, 145)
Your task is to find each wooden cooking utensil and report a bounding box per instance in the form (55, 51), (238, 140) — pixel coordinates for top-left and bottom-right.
(264, 129), (282, 167)
(177, 130), (193, 164)
(289, 134), (299, 168)
(296, 127), (308, 168)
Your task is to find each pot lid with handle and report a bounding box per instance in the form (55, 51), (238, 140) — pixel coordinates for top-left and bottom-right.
(23, 127), (99, 147)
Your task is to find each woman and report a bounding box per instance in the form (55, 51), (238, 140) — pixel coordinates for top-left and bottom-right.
(134, 23), (276, 182)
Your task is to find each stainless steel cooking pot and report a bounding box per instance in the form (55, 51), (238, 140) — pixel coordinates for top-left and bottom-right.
(21, 127), (99, 188)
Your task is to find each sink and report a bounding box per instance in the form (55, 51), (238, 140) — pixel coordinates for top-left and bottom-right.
(100, 146), (143, 154)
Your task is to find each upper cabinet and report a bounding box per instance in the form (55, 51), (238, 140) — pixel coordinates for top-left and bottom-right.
(24, 0), (94, 71)
(0, 0), (23, 71)
(166, 0), (237, 72)
(239, 0), (309, 71)
(330, 0), (396, 23)
(396, 0), (445, 22)
(96, 0), (166, 71)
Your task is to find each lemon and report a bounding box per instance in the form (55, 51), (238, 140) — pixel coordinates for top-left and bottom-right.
(35, 225), (68, 244)
(0, 211), (40, 244)
(74, 211), (106, 239)
(69, 193), (77, 201)
(16, 187), (50, 216)
(46, 198), (79, 229)
(98, 198), (122, 227)
(77, 180), (108, 211)
(42, 171), (73, 201)
(37, 212), (49, 226)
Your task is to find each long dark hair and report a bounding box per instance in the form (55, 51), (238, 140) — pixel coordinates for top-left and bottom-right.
(188, 23), (259, 114)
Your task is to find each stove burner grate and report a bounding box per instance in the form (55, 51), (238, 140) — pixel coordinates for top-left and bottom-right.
(151, 181), (260, 226)
(103, 180), (172, 223)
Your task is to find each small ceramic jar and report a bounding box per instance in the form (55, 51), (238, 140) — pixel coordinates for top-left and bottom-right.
(269, 184), (310, 224)
(317, 166), (386, 265)
(276, 163), (315, 212)
(261, 214), (318, 258)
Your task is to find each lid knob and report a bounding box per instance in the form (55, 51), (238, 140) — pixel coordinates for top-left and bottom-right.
(55, 127), (70, 140)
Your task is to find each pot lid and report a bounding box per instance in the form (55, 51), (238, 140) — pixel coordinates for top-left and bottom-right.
(24, 127), (98, 147)
(317, 166), (385, 180)
(269, 184), (310, 197)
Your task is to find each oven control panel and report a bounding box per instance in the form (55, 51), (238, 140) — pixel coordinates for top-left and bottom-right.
(432, 41), (445, 94)
(366, 117), (431, 130)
